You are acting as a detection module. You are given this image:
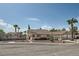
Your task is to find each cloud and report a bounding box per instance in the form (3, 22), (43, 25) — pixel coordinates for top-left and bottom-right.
(27, 18), (40, 21)
(41, 25), (52, 30)
(76, 17), (79, 20)
(75, 16), (79, 22)
(0, 19), (7, 26)
(0, 19), (14, 32)
(0, 19), (3, 22)
(20, 27), (26, 32)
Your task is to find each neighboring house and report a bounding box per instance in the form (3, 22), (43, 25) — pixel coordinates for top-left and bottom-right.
(63, 31), (79, 39)
(1, 29), (79, 41)
(51, 31), (79, 40)
(62, 31), (72, 40)
(3, 32), (26, 40)
(0, 32), (5, 40)
(51, 31), (66, 40)
(6, 32), (22, 39)
(27, 29), (67, 41)
(27, 29), (51, 40)
(27, 29), (79, 41)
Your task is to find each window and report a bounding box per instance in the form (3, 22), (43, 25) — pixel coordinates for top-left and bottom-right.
(47, 34), (49, 37)
(32, 34), (35, 37)
(37, 34), (41, 37)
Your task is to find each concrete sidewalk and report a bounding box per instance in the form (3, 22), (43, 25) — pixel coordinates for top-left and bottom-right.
(0, 41), (76, 46)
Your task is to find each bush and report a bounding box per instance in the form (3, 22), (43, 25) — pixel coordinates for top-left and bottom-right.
(49, 36), (54, 42)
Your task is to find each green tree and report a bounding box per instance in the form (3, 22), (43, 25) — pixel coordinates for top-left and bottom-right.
(13, 24), (18, 32)
(40, 28), (42, 30)
(0, 29), (5, 40)
(62, 28), (66, 31)
(49, 35), (54, 42)
(50, 28), (57, 32)
(67, 18), (78, 41)
(50, 28), (62, 32)
(57, 29), (61, 31)
(24, 31), (26, 34)
(0, 29), (4, 33)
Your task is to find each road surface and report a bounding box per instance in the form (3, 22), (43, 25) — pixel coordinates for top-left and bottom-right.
(0, 42), (79, 56)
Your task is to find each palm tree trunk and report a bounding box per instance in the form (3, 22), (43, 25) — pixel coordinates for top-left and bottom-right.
(15, 28), (17, 32)
(71, 31), (74, 41)
(71, 24), (74, 41)
(18, 29), (19, 32)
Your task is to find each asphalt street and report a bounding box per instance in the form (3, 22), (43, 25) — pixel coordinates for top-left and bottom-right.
(0, 42), (79, 56)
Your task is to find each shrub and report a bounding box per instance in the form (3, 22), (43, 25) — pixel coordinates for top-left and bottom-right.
(49, 36), (54, 42)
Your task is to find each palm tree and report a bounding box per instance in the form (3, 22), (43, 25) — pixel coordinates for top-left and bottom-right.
(67, 18), (78, 41)
(13, 24), (18, 32)
(18, 27), (20, 32)
(28, 25), (31, 30)
(24, 31), (26, 39)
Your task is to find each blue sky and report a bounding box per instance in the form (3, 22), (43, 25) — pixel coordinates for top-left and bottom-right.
(0, 3), (79, 32)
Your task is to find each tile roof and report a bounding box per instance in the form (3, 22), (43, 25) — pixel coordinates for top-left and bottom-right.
(28, 29), (67, 35)
(28, 29), (51, 34)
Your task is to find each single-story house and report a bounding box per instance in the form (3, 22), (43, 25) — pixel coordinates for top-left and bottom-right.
(27, 29), (79, 41)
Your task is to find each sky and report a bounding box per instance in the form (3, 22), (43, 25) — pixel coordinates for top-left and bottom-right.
(0, 3), (79, 32)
